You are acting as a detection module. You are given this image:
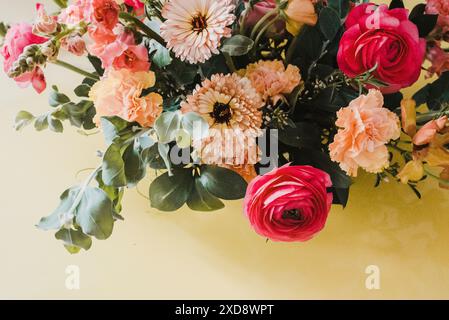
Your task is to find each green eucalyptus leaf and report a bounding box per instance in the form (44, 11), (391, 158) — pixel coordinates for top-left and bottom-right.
(55, 228), (92, 253)
(319, 7), (342, 41)
(187, 178), (225, 212)
(37, 188), (78, 231)
(47, 114), (63, 133)
(34, 114), (49, 131)
(74, 84), (91, 97)
(49, 87), (70, 107)
(123, 142), (147, 187)
(157, 142), (172, 175)
(74, 187), (114, 240)
(149, 168), (194, 211)
(102, 144), (127, 187)
(154, 111), (182, 144)
(199, 165), (247, 200)
(221, 35), (254, 56)
(181, 112), (209, 140)
(149, 39), (172, 68)
(100, 116), (131, 145)
(14, 110), (34, 131)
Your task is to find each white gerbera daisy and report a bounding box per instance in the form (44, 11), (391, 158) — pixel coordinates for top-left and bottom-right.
(160, 0), (236, 64)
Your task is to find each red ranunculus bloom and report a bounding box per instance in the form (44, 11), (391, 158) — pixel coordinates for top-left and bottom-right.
(337, 3), (426, 94)
(244, 165), (333, 242)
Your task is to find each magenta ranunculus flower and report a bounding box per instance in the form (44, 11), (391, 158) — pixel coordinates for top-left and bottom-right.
(337, 3), (426, 94)
(1, 23), (48, 93)
(244, 165), (333, 242)
(124, 0), (144, 15)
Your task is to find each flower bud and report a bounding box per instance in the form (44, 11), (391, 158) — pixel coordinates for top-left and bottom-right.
(33, 3), (58, 36)
(397, 160), (424, 184)
(61, 35), (86, 56)
(400, 99), (417, 137)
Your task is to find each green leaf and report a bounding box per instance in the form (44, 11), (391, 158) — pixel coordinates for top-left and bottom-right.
(278, 122), (321, 148)
(14, 110), (34, 131)
(123, 142), (147, 187)
(34, 114), (49, 131)
(74, 84), (91, 97)
(149, 168), (194, 211)
(154, 111), (182, 144)
(221, 35), (254, 56)
(100, 116), (131, 145)
(167, 59), (198, 85)
(141, 144), (166, 169)
(413, 72), (449, 110)
(75, 187), (114, 240)
(181, 112), (209, 140)
(55, 228), (92, 253)
(198, 165), (247, 200)
(37, 188), (78, 231)
(87, 54), (104, 76)
(319, 7), (342, 41)
(47, 114), (63, 133)
(102, 144), (127, 187)
(49, 86), (70, 107)
(157, 143), (173, 175)
(149, 39), (172, 68)
(187, 178), (225, 212)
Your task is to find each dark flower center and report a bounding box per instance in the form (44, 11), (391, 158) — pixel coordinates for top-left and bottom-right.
(210, 102), (232, 125)
(191, 14), (208, 33)
(282, 209), (303, 221)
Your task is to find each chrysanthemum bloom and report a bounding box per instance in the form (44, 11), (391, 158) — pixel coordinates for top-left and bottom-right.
(242, 59), (301, 104)
(90, 69), (163, 127)
(329, 89), (400, 177)
(181, 73), (263, 166)
(160, 0), (235, 64)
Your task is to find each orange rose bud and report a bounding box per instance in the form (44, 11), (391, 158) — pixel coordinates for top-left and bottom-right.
(400, 99), (417, 137)
(397, 160), (424, 184)
(283, 0), (318, 36)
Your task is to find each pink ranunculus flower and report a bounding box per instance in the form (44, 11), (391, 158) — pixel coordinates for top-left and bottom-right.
(89, 30), (150, 72)
(329, 89), (400, 177)
(1, 23), (48, 93)
(244, 164), (333, 242)
(244, 0), (285, 35)
(337, 3), (426, 94)
(426, 0), (449, 33)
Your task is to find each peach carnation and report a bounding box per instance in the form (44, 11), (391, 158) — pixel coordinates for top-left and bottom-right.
(89, 69), (163, 127)
(242, 59), (301, 104)
(160, 0), (235, 64)
(329, 89), (400, 177)
(181, 73), (263, 166)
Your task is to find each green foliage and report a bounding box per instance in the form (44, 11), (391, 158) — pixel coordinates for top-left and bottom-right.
(413, 72), (449, 110)
(149, 39), (172, 68)
(187, 178), (225, 212)
(102, 144), (127, 187)
(198, 166), (247, 200)
(55, 228), (92, 254)
(221, 35), (254, 56)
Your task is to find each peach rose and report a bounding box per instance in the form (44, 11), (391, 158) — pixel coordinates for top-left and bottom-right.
(283, 0), (318, 36)
(89, 69), (163, 127)
(241, 59), (301, 104)
(329, 89), (400, 176)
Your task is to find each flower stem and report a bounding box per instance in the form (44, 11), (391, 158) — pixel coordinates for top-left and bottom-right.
(119, 12), (165, 46)
(53, 59), (99, 81)
(253, 18), (278, 51)
(250, 9), (278, 40)
(223, 52), (236, 73)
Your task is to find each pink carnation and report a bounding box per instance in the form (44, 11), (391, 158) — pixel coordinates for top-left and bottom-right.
(329, 89), (400, 177)
(1, 23), (48, 93)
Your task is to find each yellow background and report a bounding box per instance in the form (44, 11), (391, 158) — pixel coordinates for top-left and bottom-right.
(1, 0), (448, 299)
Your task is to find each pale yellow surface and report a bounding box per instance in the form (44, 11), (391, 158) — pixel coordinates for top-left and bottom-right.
(0, 0), (448, 300)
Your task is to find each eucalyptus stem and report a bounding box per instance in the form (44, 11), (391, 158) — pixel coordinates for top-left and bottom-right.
(53, 59), (99, 80)
(119, 12), (165, 46)
(223, 52), (236, 72)
(250, 9), (278, 40)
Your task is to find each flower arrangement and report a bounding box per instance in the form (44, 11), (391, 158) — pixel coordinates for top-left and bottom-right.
(1, 0), (448, 253)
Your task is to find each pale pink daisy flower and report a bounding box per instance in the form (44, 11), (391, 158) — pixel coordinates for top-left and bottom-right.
(181, 73), (263, 166)
(160, 0), (236, 64)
